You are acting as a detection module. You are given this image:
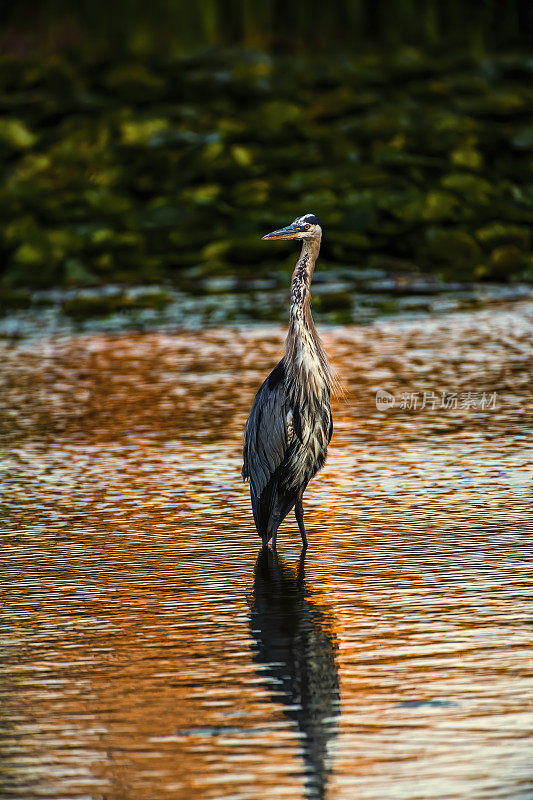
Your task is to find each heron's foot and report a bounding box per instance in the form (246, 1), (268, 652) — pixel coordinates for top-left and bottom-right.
(267, 513), (280, 551)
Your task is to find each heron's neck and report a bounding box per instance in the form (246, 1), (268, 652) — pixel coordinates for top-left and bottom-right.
(289, 237), (320, 319)
(285, 236), (331, 391)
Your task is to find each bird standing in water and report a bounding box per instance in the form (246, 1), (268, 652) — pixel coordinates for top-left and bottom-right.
(242, 214), (334, 551)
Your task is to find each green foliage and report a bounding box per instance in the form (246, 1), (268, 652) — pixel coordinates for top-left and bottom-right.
(1, 49), (533, 289)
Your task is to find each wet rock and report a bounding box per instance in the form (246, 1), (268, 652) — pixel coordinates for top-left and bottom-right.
(203, 277), (236, 294)
(62, 289), (173, 317)
(362, 297), (399, 314)
(134, 290), (173, 309)
(63, 294), (122, 317)
(0, 289), (32, 310)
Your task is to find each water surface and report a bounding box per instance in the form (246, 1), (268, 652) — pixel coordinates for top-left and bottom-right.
(1, 301), (533, 799)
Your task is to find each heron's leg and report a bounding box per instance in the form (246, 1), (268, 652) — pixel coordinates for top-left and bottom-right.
(269, 512), (280, 551)
(295, 497), (307, 550)
(271, 526), (278, 551)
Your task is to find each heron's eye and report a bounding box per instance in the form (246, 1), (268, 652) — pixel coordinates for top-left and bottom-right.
(304, 224), (311, 230)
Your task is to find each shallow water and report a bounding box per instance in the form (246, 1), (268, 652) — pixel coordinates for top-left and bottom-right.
(1, 301), (533, 800)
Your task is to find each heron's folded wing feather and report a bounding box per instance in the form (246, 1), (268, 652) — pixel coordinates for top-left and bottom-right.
(242, 365), (292, 497)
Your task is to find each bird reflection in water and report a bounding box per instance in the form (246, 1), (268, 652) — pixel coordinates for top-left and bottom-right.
(250, 550), (340, 800)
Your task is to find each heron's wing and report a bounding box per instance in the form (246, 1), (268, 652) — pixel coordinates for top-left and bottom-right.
(242, 360), (298, 497)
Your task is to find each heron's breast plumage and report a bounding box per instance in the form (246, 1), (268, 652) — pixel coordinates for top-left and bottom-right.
(284, 380), (331, 492)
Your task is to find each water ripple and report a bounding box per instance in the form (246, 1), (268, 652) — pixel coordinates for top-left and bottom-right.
(1, 302), (532, 799)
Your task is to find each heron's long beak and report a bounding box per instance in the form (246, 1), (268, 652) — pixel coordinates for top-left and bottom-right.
(262, 222), (301, 240)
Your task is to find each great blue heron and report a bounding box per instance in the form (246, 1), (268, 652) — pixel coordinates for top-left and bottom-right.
(242, 214), (334, 550)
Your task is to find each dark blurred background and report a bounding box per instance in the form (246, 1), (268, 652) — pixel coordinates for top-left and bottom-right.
(1, 0), (533, 322)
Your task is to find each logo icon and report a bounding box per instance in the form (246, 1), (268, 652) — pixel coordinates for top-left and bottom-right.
(376, 389), (395, 412)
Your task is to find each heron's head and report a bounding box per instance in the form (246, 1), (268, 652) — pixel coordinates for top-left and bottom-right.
(262, 213), (322, 242)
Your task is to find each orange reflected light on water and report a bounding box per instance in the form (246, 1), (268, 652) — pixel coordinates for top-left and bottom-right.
(1, 301), (533, 799)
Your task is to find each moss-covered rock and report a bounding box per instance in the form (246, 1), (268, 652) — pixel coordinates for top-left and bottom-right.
(476, 222), (530, 249)
(314, 291), (352, 312)
(62, 289), (173, 317)
(63, 294), (121, 317)
(440, 173), (494, 203)
(424, 228), (483, 270)
(0, 118), (37, 149)
(0, 288), (32, 310)
(488, 245), (524, 278)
